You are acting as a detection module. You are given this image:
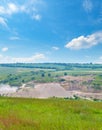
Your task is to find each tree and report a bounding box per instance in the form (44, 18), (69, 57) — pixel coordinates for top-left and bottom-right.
(64, 72), (67, 76)
(41, 73), (45, 77)
(22, 79), (25, 83)
(48, 73), (51, 77)
(31, 77), (35, 80)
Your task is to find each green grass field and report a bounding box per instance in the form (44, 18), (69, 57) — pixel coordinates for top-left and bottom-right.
(0, 97), (102, 130)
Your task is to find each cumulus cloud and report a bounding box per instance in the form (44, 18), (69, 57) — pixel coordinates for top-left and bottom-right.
(0, 53), (46, 63)
(52, 46), (59, 50)
(2, 47), (8, 52)
(83, 0), (93, 12)
(65, 31), (102, 50)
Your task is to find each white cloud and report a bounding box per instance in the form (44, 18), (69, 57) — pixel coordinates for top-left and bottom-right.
(0, 1), (43, 18)
(2, 47), (8, 52)
(0, 0), (45, 29)
(65, 31), (102, 50)
(9, 36), (20, 40)
(83, 0), (93, 12)
(0, 17), (8, 27)
(52, 46), (59, 50)
(32, 14), (41, 21)
(20, 0), (38, 14)
(0, 53), (46, 63)
(0, 3), (18, 15)
(0, 6), (5, 14)
(7, 3), (19, 15)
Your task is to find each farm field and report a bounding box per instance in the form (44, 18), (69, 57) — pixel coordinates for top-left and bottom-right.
(0, 97), (102, 130)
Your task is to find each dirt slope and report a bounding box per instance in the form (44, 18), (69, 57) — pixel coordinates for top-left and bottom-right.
(9, 83), (72, 98)
(7, 83), (102, 99)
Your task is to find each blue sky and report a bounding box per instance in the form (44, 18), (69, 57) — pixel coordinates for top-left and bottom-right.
(0, 0), (102, 63)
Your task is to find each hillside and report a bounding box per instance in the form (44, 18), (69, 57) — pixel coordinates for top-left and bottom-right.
(0, 97), (102, 130)
(0, 63), (102, 100)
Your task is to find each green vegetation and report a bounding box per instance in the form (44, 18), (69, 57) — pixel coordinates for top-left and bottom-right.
(91, 75), (102, 90)
(0, 64), (102, 130)
(0, 63), (102, 90)
(0, 97), (102, 130)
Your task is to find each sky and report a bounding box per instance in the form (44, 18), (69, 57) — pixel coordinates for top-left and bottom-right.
(0, 0), (102, 63)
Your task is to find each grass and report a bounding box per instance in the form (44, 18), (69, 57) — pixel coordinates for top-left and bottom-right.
(0, 97), (102, 130)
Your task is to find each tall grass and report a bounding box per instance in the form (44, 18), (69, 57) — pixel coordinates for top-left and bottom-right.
(0, 97), (102, 130)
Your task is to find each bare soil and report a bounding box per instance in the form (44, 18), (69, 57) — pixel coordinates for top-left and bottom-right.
(1, 75), (102, 100)
(8, 82), (102, 100)
(60, 75), (101, 92)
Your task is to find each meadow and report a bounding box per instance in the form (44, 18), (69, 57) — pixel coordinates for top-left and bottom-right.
(0, 97), (102, 130)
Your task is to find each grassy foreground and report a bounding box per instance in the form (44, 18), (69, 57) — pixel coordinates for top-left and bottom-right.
(0, 97), (102, 130)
